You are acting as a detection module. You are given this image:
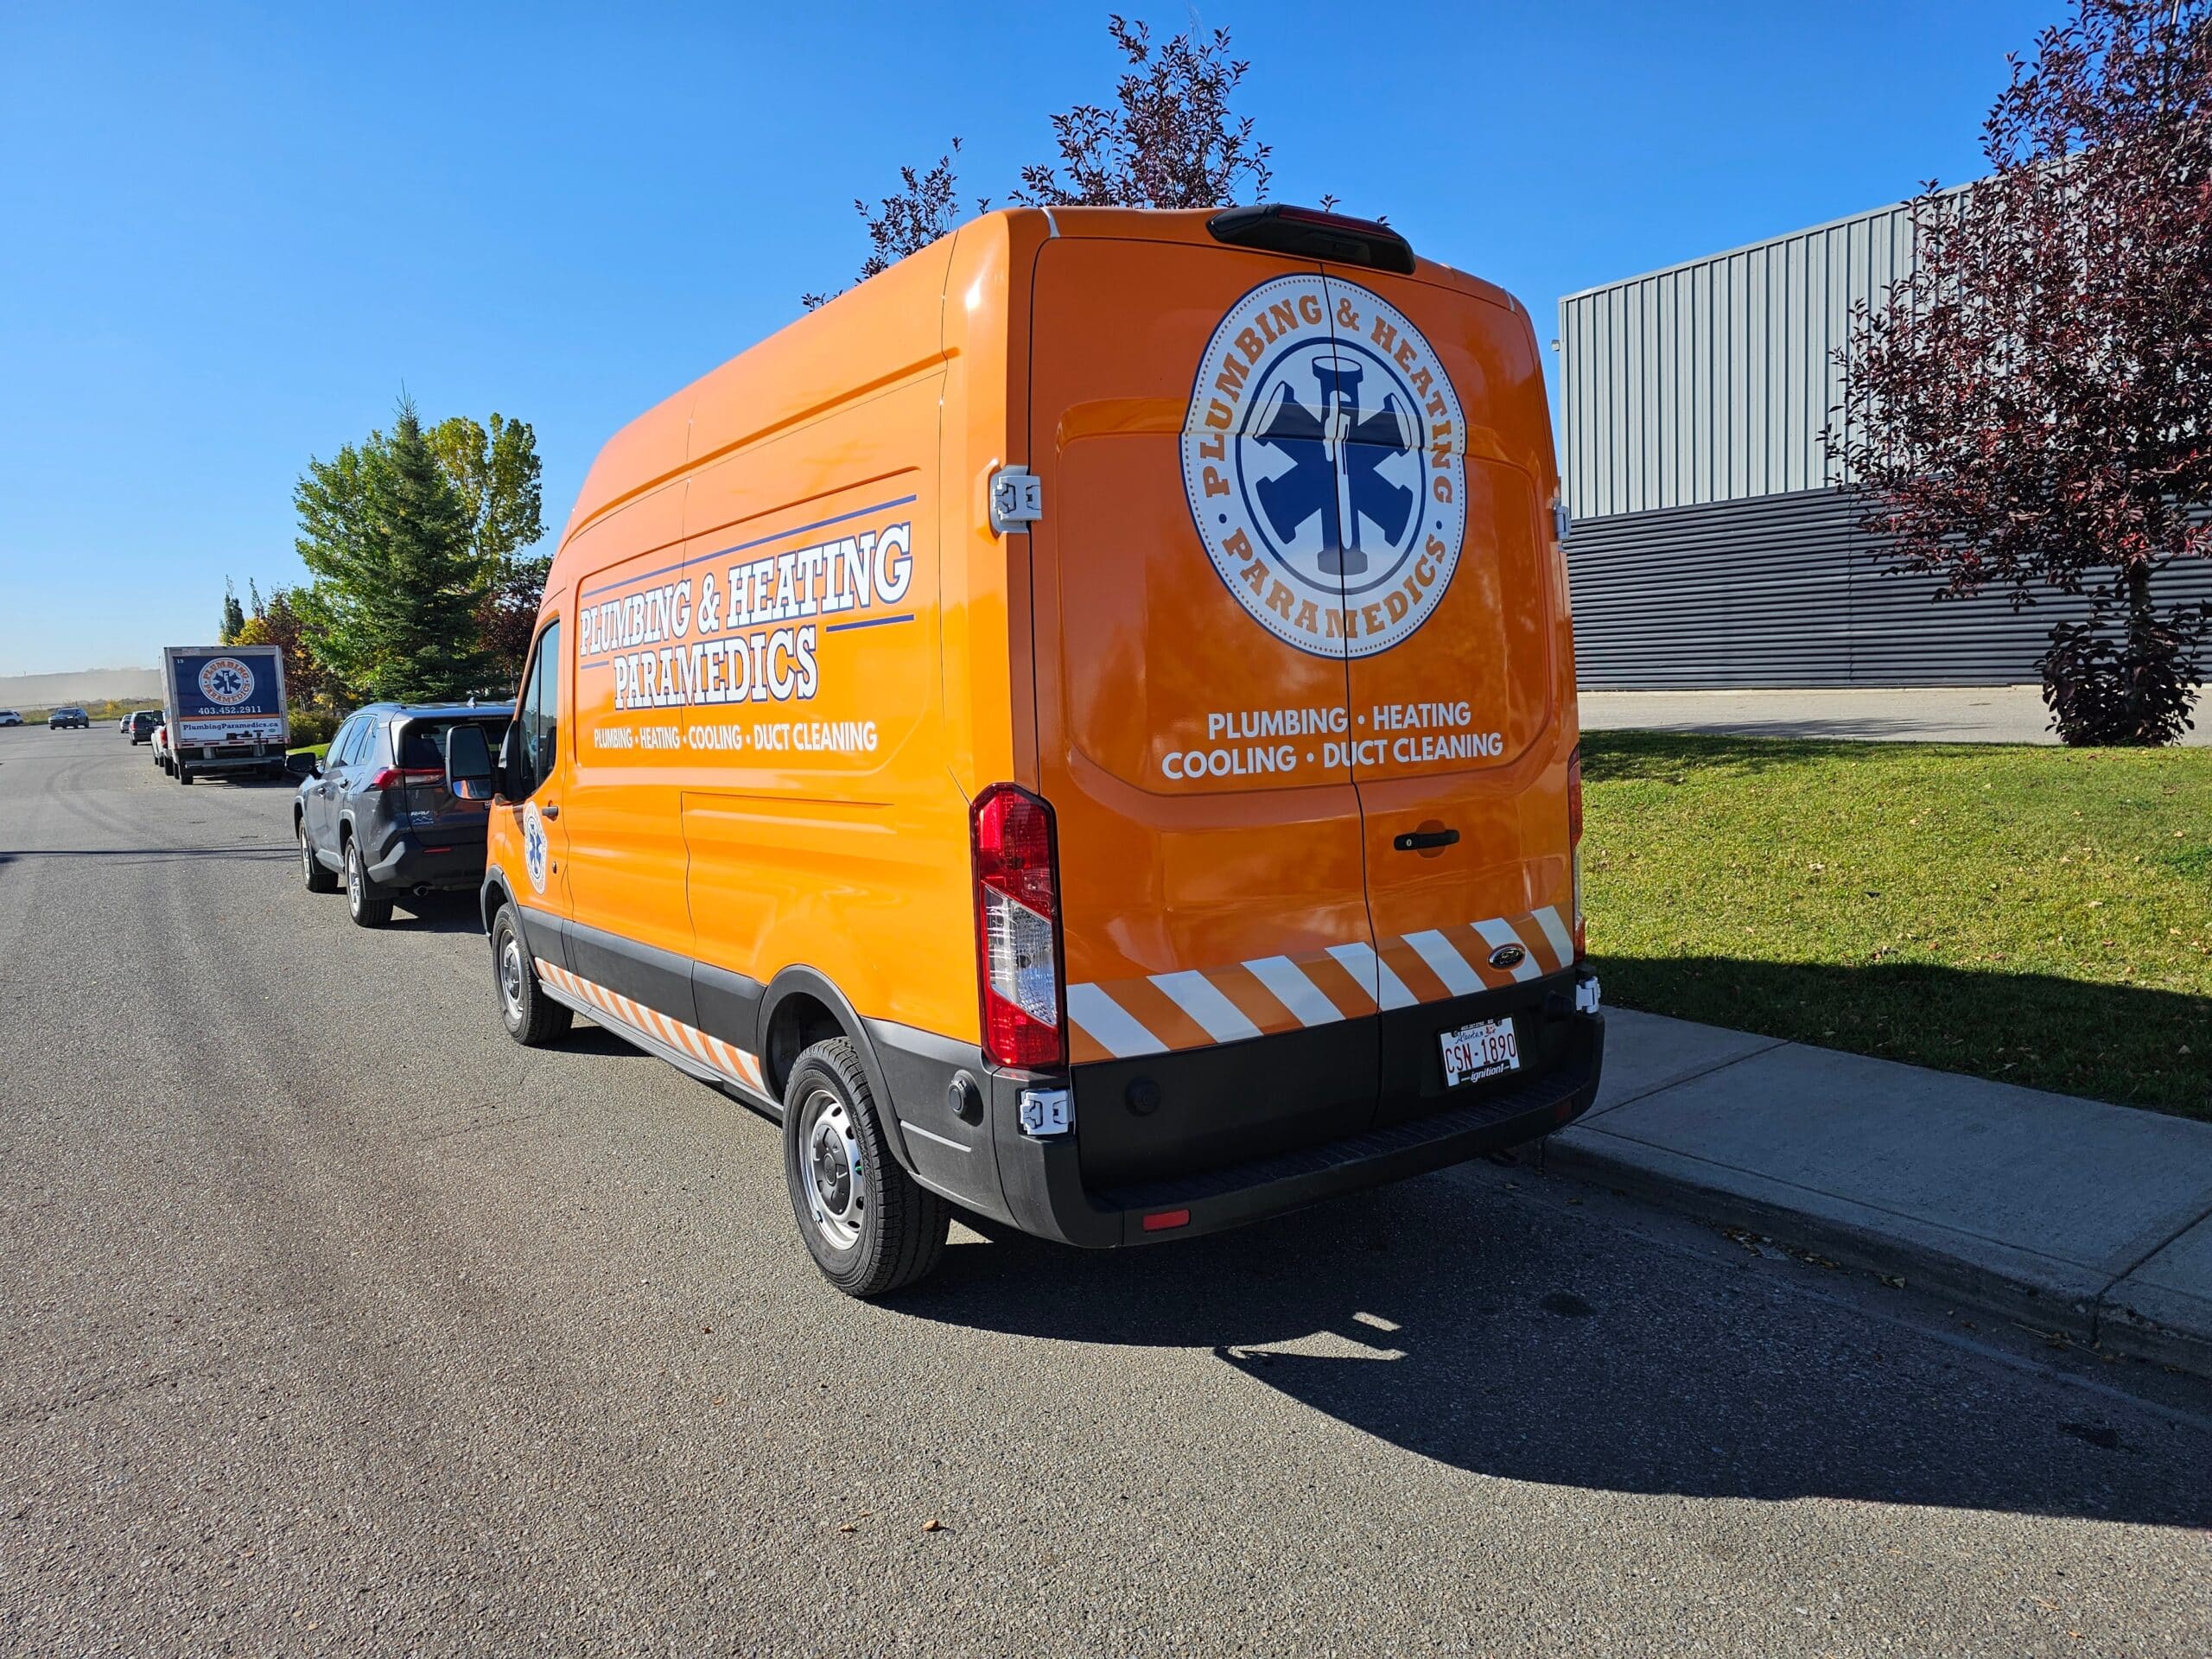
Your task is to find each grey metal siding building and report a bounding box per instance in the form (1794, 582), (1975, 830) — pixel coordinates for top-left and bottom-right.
(1556, 197), (2212, 688)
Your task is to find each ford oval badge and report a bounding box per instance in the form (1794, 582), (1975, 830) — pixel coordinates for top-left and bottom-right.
(1488, 943), (1526, 969)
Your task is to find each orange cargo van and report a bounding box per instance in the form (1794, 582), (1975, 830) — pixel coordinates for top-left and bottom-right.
(449, 204), (1604, 1295)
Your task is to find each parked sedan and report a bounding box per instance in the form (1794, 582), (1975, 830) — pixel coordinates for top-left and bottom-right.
(295, 702), (512, 927)
(48, 707), (89, 729)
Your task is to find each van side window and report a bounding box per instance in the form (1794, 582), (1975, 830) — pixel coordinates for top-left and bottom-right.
(518, 621), (562, 797)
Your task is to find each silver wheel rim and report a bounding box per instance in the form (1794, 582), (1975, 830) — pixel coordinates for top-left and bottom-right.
(499, 934), (527, 1023)
(299, 827), (313, 883)
(346, 847), (361, 914)
(798, 1087), (865, 1252)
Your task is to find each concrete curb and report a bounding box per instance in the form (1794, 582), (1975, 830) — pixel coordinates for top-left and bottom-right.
(1541, 1132), (2212, 1378)
(1533, 1011), (2212, 1382)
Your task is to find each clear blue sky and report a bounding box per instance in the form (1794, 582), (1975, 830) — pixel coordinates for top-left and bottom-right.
(0, 0), (2050, 675)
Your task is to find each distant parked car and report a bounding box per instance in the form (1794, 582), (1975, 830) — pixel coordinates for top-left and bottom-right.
(126, 709), (161, 744)
(48, 707), (89, 729)
(0, 709), (21, 727)
(296, 702), (512, 927)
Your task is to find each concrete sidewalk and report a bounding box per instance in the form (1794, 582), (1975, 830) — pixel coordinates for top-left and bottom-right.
(1580, 683), (2212, 745)
(1535, 1008), (2212, 1376)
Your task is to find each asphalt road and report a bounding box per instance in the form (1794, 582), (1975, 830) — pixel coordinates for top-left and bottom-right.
(3, 724), (2209, 1656)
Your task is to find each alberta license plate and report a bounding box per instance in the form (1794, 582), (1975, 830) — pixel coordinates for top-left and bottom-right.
(1440, 1017), (1521, 1088)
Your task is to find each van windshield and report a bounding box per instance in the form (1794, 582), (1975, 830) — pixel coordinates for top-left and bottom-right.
(397, 717), (507, 769)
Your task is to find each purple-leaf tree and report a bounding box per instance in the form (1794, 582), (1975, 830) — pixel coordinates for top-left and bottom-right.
(1010, 15), (1271, 209)
(1835, 0), (2212, 745)
(801, 140), (977, 311)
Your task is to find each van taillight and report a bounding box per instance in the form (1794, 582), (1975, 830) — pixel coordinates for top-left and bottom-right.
(971, 784), (1065, 1070)
(1567, 745), (1586, 960)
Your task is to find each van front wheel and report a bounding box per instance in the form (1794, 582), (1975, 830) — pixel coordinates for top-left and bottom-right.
(493, 903), (571, 1047)
(783, 1038), (947, 1297)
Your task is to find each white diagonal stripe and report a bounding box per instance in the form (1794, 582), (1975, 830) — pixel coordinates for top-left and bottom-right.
(1402, 929), (1484, 997)
(1473, 918), (1542, 982)
(1148, 970), (1262, 1044)
(1327, 941), (1416, 1010)
(1243, 956), (1347, 1027)
(1065, 983), (1168, 1058)
(1530, 905), (1576, 969)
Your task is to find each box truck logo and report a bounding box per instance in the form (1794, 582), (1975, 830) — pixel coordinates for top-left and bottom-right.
(1181, 275), (1465, 658)
(197, 656), (257, 707)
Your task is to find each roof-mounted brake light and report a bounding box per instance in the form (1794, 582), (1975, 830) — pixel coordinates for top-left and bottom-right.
(1205, 203), (1415, 275)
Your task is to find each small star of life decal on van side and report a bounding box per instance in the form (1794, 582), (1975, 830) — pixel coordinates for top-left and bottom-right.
(1179, 274), (1466, 658)
(522, 801), (549, 895)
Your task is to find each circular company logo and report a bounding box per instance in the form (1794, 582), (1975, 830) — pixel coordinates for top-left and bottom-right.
(197, 656), (257, 706)
(1180, 275), (1466, 658)
(521, 800), (549, 895)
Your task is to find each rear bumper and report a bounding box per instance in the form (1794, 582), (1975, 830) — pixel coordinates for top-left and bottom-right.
(365, 836), (487, 891)
(177, 747), (282, 770)
(983, 982), (1604, 1249)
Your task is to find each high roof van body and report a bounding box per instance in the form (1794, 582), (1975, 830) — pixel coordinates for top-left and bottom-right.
(467, 206), (1604, 1294)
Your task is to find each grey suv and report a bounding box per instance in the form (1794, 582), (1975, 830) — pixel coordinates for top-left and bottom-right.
(294, 702), (512, 926)
(48, 707), (90, 729)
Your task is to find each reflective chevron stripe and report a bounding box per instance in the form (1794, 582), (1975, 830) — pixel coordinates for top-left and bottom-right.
(1064, 910), (1575, 1063)
(534, 957), (769, 1096)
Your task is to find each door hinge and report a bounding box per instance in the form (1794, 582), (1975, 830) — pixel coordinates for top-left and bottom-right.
(988, 466), (1044, 536)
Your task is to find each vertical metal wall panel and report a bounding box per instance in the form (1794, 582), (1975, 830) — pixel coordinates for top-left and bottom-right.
(1560, 196), (1927, 518)
(1564, 491), (2212, 690)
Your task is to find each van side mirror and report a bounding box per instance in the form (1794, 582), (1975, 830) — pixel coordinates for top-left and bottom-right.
(445, 723), (495, 800)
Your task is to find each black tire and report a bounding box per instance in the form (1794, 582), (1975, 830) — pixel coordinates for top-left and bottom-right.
(298, 818), (338, 893)
(176, 765), (192, 785)
(783, 1037), (948, 1297)
(343, 836), (392, 927)
(492, 902), (570, 1046)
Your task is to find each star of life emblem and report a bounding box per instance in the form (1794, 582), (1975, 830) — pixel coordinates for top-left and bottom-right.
(198, 657), (257, 706)
(522, 800), (549, 895)
(1179, 275), (1465, 658)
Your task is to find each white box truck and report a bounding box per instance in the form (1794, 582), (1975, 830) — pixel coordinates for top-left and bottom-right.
(159, 645), (289, 784)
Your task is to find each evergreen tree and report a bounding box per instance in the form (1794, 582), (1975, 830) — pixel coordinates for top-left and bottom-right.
(219, 580), (245, 645)
(295, 398), (492, 702)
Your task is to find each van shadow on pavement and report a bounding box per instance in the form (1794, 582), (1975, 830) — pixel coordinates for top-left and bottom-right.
(896, 1172), (2209, 1529)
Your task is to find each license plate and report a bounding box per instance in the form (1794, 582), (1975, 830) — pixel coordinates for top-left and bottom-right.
(1440, 1017), (1520, 1088)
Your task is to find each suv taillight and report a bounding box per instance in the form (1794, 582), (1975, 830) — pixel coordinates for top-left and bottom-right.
(369, 766), (445, 791)
(971, 783), (1065, 1070)
(1567, 744), (1586, 960)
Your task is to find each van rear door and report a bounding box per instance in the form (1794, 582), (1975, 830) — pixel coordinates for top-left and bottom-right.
(1027, 232), (1383, 1189)
(1313, 269), (1579, 1123)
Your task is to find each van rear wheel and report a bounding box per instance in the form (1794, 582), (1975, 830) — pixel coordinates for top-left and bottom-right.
(783, 1038), (947, 1297)
(492, 902), (571, 1047)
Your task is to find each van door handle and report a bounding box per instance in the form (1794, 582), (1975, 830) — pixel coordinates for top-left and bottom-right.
(1392, 827), (1459, 852)
(540, 802), (560, 819)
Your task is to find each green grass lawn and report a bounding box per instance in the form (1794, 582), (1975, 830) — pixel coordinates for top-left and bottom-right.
(1581, 732), (2212, 1121)
(287, 741), (330, 760)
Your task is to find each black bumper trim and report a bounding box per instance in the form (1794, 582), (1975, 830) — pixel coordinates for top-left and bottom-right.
(993, 1010), (1603, 1249)
(1099, 1031), (1600, 1215)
